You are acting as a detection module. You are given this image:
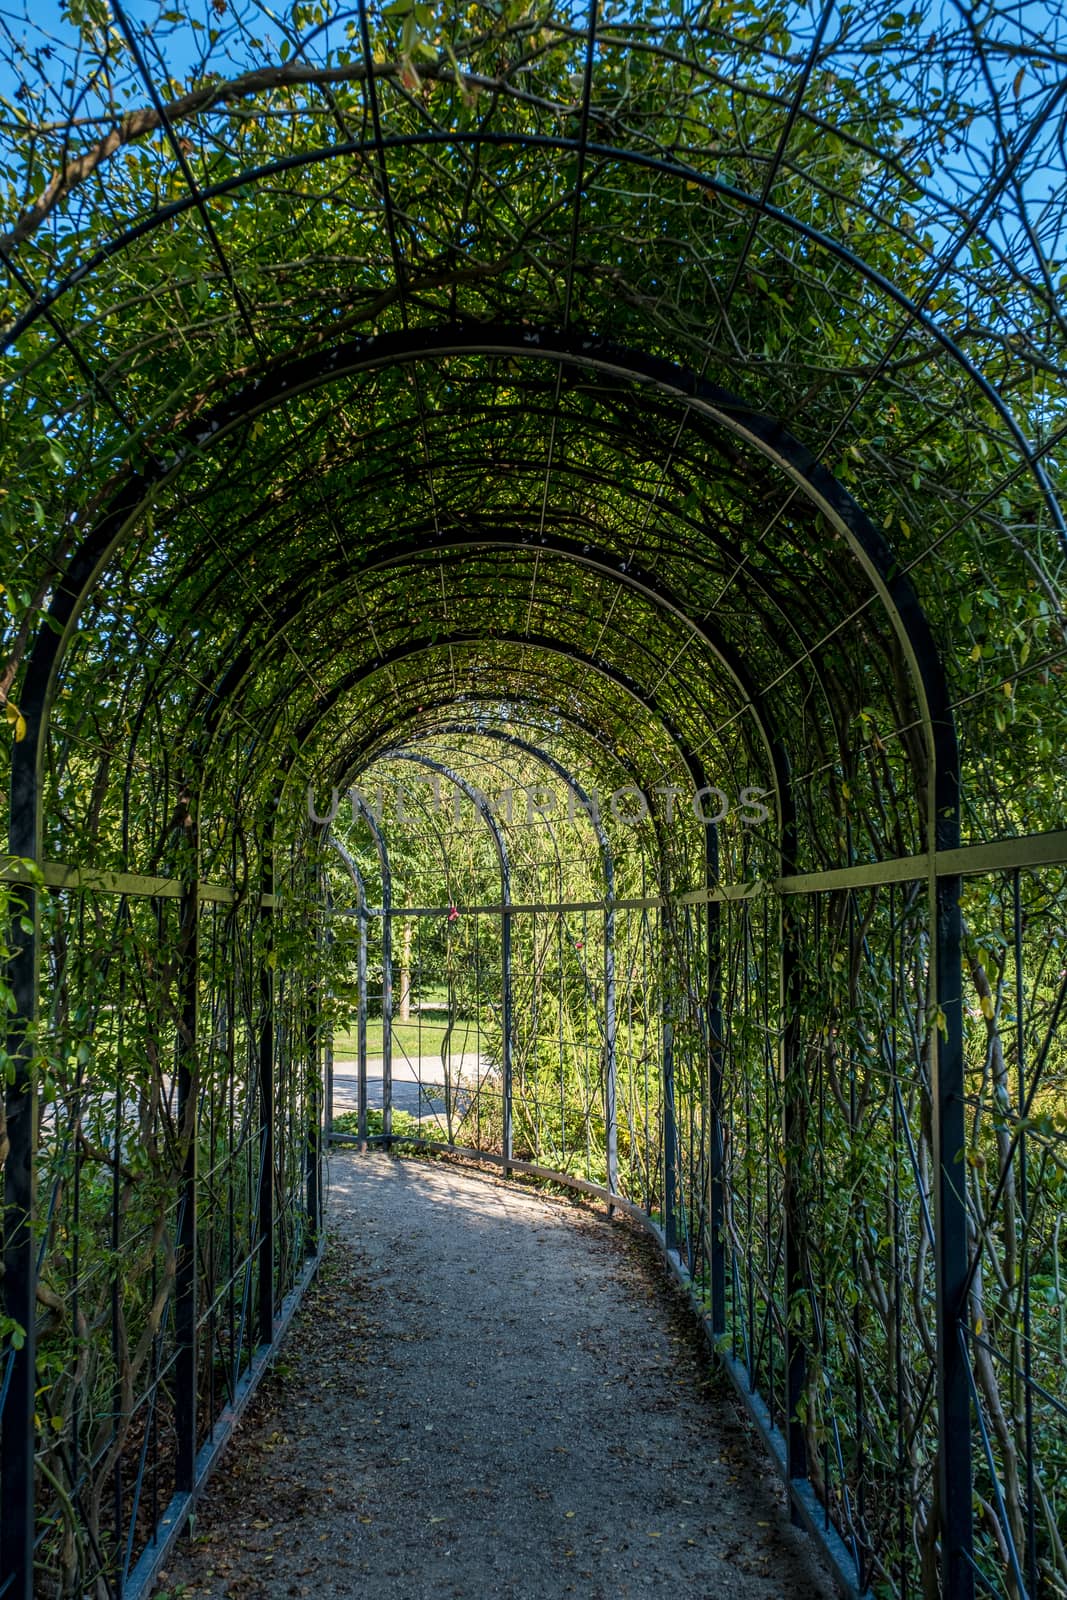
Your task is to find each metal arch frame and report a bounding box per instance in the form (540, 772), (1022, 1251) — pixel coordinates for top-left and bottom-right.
(376, 748), (514, 1166)
(292, 524), (831, 775)
(6, 324), (951, 817)
(444, 731), (648, 1249)
(285, 646), (742, 1359)
(168, 547), (792, 892)
(164, 483), (844, 810)
(173, 514), (792, 763)
(272, 630), (723, 842)
(333, 790), (395, 1144)
(269, 624), (797, 1490)
(4, 127), (1061, 550)
(239, 546), (793, 858)
(349, 721), (622, 1196)
(119, 514), (796, 887)
(147, 367), (890, 764)
(293, 672), (769, 1481)
(329, 706), (731, 1255)
(328, 837), (370, 1143)
(311, 695), (686, 1218)
(175, 329), (974, 1589)
(312, 702), (809, 1549)
(4, 331), (969, 1596)
(17, 326), (953, 894)
(317, 696), (696, 832)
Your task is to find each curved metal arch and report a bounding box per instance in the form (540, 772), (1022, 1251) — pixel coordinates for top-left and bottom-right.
(262, 328), (953, 830)
(336, 522), (847, 771)
(398, 741), (593, 916)
(165, 439), (849, 771)
(5, 128), (1061, 551)
(313, 694), (708, 918)
(271, 652), (718, 899)
(176, 518), (797, 883)
(385, 722), (621, 1194)
(333, 787), (394, 1142)
(14, 326), (950, 892)
(328, 834), (370, 1142)
(320, 695), (695, 833)
(210, 327), (956, 903)
(274, 629), (746, 868)
(386, 726), (616, 895)
(124, 521), (842, 904)
(173, 522), (795, 843)
(379, 748), (515, 1167)
(297, 675), (737, 1236)
(276, 630), (735, 1203)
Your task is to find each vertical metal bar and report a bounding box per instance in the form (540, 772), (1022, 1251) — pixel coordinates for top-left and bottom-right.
(1, 625), (45, 1600)
(502, 899), (513, 1174)
(706, 823), (726, 1338)
(933, 863), (973, 1600)
(381, 873), (393, 1147)
(1, 877), (38, 1600)
(1014, 870), (1037, 1596)
(323, 891), (335, 1149)
(325, 1017), (334, 1144)
(328, 839), (367, 1145)
(341, 807), (392, 1146)
(175, 881), (199, 1492)
(305, 980), (321, 1249)
(257, 872), (275, 1348)
(113, 929), (127, 1590)
(890, 883), (909, 1597)
(779, 764), (807, 1504)
(661, 900), (677, 1254)
(604, 897), (618, 1198)
(357, 907), (368, 1143)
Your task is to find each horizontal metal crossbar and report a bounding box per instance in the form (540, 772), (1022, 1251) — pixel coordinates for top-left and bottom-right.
(0, 859), (282, 907)
(3, 827), (1064, 912)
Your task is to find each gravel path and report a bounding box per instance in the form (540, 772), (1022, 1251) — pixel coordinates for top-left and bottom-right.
(153, 1151), (834, 1600)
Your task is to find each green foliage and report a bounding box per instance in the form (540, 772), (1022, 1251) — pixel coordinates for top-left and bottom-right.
(0, 0), (1063, 1593)
(332, 1107), (445, 1142)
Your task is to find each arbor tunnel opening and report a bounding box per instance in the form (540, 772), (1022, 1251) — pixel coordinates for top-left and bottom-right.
(0, 4), (1065, 1598)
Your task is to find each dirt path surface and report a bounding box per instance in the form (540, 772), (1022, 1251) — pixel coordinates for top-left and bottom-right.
(153, 1152), (834, 1600)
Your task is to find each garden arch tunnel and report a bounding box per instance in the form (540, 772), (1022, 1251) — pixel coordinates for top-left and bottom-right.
(0, 5), (1064, 1597)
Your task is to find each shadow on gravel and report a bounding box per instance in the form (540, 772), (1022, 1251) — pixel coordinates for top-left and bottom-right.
(152, 1151), (835, 1600)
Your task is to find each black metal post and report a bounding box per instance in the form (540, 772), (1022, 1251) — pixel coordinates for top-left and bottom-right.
(604, 895), (618, 1198)
(706, 825), (726, 1337)
(381, 874), (393, 1148)
(325, 1011), (334, 1143)
(502, 897), (513, 1174)
(305, 981), (321, 1248)
(1, 881), (38, 1600)
(934, 867), (974, 1599)
(347, 798), (392, 1149)
(779, 763), (807, 1504)
(328, 838), (368, 1144)
(175, 882), (199, 1492)
(257, 868), (275, 1347)
(357, 907), (368, 1143)
(661, 900), (677, 1254)
(782, 894), (807, 1497)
